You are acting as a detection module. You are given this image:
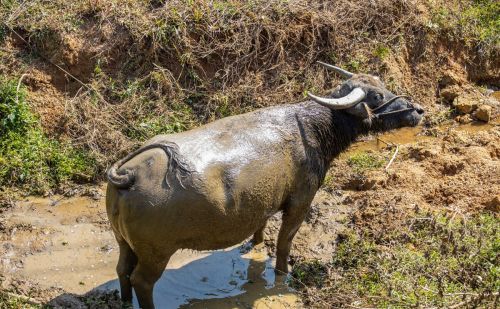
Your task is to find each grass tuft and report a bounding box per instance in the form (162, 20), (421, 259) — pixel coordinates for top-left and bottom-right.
(429, 0), (500, 46)
(290, 212), (499, 308)
(347, 151), (385, 173)
(0, 292), (40, 309)
(0, 78), (96, 194)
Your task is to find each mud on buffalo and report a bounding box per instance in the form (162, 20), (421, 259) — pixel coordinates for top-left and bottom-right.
(106, 62), (424, 309)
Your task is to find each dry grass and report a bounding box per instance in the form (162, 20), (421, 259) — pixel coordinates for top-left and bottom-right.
(0, 0), (498, 183)
(0, 2), (498, 307)
(290, 211), (499, 308)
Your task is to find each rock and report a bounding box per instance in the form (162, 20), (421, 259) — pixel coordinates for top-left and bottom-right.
(474, 105), (492, 122)
(453, 96), (478, 114)
(75, 216), (87, 223)
(455, 114), (473, 124)
(485, 195), (500, 212)
(440, 85), (461, 102)
(439, 71), (464, 87)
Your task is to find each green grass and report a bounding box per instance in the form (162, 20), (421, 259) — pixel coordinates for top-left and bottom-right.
(0, 24), (6, 43)
(0, 292), (41, 309)
(429, 0), (500, 46)
(460, 0), (500, 44)
(290, 212), (499, 308)
(347, 151), (385, 173)
(0, 78), (96, 193)
(373, 44), (390, 60)
(289, 259), (329, 289)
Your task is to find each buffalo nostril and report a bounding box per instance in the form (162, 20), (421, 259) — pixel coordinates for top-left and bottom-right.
(416, 107), (424, 115)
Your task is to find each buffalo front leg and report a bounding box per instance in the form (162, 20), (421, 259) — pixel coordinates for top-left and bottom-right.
(130, 254), (171, 309)
(252, 222), (267, 245)
(275, 206), (308, 274)
(116, 239), (137, 303)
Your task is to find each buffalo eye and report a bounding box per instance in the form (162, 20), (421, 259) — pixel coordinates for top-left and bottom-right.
(374, 93), (384, 102)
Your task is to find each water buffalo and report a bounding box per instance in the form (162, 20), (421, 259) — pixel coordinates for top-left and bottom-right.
(106, 62), (424, 308)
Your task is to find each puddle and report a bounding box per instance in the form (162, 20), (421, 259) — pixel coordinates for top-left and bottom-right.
(344, 121), (497, 157)
(99, 244), (299, 309)
(181, 246), (298, 308)
(492, 91), (500, 101)
(1, 194), (300, 308)
(3, 196), (117, 293)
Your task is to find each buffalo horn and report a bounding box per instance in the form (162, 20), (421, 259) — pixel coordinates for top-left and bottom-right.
(317, 61), (354, 79)
(307, 87), (366, 109)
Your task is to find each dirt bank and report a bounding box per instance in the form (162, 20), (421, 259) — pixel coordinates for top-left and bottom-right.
(1, 1), (499, 307)
(1, 0), (499, 193)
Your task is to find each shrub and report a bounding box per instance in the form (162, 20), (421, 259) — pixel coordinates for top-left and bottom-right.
(291, 212), (499, 308)
(0, 78), (95, 193)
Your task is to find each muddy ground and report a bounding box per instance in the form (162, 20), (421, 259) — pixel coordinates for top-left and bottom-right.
(0, 117), (498, 308)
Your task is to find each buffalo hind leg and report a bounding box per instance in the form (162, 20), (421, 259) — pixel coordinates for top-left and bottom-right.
(252, 222), (267, 245)
(130, 254), (171, 309)
(116, 240), (137, 303)
(275, 206), (308, 274)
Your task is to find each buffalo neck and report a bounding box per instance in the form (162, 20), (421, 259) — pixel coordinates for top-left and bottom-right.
(295, 102), (368, 181)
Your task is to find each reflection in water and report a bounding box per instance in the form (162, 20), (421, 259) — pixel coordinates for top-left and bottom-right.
(343, 121), (497, 157)
(184, 245), (298, 308)
(98, 244), (299, 309)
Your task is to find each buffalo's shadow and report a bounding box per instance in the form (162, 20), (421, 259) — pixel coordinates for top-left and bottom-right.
(61, 244), (292, 308)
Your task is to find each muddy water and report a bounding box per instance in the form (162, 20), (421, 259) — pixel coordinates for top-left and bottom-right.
(492, 91), (500, 101)
(2, 193), (299, 308)
(3, 196), (117, 293)
(344, 121), (497, 156)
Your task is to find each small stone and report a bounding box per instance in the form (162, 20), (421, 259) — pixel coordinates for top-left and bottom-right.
(474, 105), (492, 122)
(439, 71), (463, 87)
(453, 96), (478, 114)
(440, 85), (461, 102)
(455, 114), (473, 124)
(75, 216), (87, 223)
(485, 195), (500, 212)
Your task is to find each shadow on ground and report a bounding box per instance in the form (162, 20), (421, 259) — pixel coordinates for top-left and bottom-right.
(47, 245), (299, 309)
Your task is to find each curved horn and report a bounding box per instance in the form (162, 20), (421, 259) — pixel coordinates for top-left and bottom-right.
(307, 87), (366, 110)
(317, 61), (354, 79)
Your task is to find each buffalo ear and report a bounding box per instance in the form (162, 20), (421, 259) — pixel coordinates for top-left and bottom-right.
(346, 102), (372, 119)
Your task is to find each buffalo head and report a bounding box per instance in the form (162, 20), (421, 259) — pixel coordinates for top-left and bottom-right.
(307, 61), (424, 130)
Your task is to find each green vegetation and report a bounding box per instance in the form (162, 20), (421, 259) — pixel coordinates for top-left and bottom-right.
(0, 292), (41, 309)
(424, 107), (454, 128)
(429, 0), (500, 46)
(0, 78), (95, 193)
(290, 212), (499, 308)
(0, 25), (6, 43)
(461, 0), (500, 44)
(290, 259), (329, 289)
(373, 44), (390, 60)
(347, 151), (385, 173)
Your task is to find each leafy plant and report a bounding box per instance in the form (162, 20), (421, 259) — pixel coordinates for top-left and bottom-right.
(0, 78), (34, 135)
(0, 79), (95, 193)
